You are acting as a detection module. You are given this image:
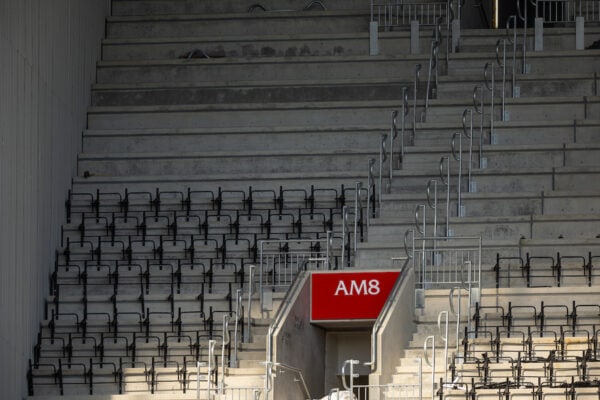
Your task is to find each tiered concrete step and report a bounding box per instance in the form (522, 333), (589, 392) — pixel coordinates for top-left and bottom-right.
(101, 31), (442, 61)
(390, 165), (600, 195)
(95, 55), (427, 84)
(82, 125), (388, 154)
(369, 213), (600, 242)
(91, 78), (415, 106)
(402, 143), (600, 171)
(111, 0), (368, 16)
(438, 72), (599, 99)
(455, 27), (600, 53)
(77, 148), (377, 177)
(381, 190), (600, 219)
(412, 119), (600, 147)
(106, 10), (370, 39)
(448, 50), (600, 76)
(100, 27), (600, 61)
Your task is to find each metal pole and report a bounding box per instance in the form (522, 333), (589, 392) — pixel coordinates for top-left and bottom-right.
(246, 265), (255, 342)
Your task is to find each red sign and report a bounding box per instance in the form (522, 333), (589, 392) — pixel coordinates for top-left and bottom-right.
(311, 271), (400, 321)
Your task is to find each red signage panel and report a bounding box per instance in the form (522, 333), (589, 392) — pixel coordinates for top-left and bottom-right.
(311, 271), (400, 321)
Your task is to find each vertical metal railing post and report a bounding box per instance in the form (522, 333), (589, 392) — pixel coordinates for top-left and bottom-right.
(341, 205), (348, 268)
(506, 15), (518, 97)
(207, 339), (216, 400)
(413, 64), (422, 144)
(473, 86), (485, 169)
(462, 108), (474, 192)
(245, 265), (255, 343)
(425, 40), (438, 121)
(389, 110), (399, 192)
(439, 156), (451, 237)
(354, 181), (361, 255)
(449, 287), (462, 357)
(400, 86), (409, 163)
(517, 0), (528, 74)
(438, 311), (449, 382)
(496, 39), (507, 121)
(426, 180), (438, 239)
(484, 62), (495, 141)
(379, 133), (387, 211)
(451, 132), (463, 217)
(341, 359), (360, 394)
(423, 336), (436, 400)
(367, 158), (375, 224)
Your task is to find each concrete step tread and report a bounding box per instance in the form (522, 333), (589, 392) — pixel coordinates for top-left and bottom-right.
(394, 164), (600, 178)
(107, 9), (370, 22)
(359, 236), (600, 249)
(87, 99), (403, 113)
(78, 148), (377, 159)
(87, 96), (600, 115)
(369, 213), (600, 226)
(96, 53), (430, 68)
(92, 76), (412, 90)
(418, 118), (600, 129)
(440, 72), (598, 84)
(383, 189), (600, 202)
(83, 124), (389, 137)
(103, 31), (374, 45)
(405, 142), (600, 153)
(72, 170), (366, 184)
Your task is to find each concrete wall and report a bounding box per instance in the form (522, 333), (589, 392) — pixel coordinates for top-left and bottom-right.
(369, 268), (416, 386)
(272, 277), (327, 400)
(0, 1), (108, 398)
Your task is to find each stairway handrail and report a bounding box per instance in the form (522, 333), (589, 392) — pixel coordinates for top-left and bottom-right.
(273, 363), (312, 400)
(439, 156), (451, 236)
(483, 62), (496, 139)
(379, 133), (388, 211)
(426, 179), (439, 238)
(413, 64), (422, 144)
(473, 85), (485, 169)
(506, 15), (518, 98)
(389, 110), (399, 193)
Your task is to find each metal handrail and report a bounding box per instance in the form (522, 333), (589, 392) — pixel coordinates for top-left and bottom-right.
(245, 265), (256, 343)
(341, 359), (360, 391)
(483, 62), (496, 140)
(400, 86), (410, 162)
(438, 310), (449, 382)
(506, 15), (518, 97)
(404, 229), (414, 260)
(516, 0), (530, 74)
(425, 39), (439, 121)
(367, 158), (376, 225)
(426, 180), (439, 238)
(415, 204), (426, 236)
(354, 182), (362, 254)
(259, 237), (332, 309)
(413, 64), (422, 144)
(273, 363), (312, 400)
(473, 85), (485, 169)
(341, 205), (349, 268)
(423, 335), (436, 400)
(389, 111), (399, 193)
(461, 108), (474, 193)
(495, 39), (507, 121)
(233, 289), (242, 367)
(439, 156), (451, 236)
(450, 132), (463, 217)
(379, 133), (387, 210)
(220, 315), (230, 393)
